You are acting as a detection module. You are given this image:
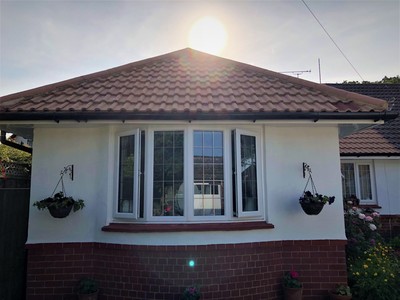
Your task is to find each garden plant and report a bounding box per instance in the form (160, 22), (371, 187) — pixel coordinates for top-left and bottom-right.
(344, 197), (400, 300)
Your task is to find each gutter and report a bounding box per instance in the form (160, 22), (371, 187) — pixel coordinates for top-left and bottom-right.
(0, 130), (32, 154)
(0, 111), (398, 122)
(340, 153), (400, 158)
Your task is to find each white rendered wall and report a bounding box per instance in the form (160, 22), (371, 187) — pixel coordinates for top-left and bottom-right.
(27, 124), (346, 245)
(374, 159), (400, 215)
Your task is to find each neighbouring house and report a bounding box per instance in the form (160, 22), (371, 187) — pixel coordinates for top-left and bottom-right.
(0, 48), (397, 300)
(328, 83), (400, 239)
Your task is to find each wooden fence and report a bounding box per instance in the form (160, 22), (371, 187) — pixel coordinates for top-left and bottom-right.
(0, 188), (30, 300)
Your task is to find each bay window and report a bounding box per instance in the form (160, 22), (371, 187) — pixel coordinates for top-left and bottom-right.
(115, 126), (263, 222)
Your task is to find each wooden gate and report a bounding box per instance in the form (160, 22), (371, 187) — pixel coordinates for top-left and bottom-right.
(0, 162), (30, 300)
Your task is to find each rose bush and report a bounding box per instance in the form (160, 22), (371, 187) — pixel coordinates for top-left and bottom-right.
(344, 201), (382, 259)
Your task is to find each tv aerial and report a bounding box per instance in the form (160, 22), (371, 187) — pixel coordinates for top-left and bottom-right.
(280, 69), (311, 78)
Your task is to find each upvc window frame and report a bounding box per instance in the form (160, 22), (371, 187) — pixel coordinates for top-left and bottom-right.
(341, 159), (376, 205)
(113, 125), (265, 223)
(233, 129), (263, 218)
(114, 129), (142, 219)
(188, 128), (232, 222)
(146, 128), (187, 222)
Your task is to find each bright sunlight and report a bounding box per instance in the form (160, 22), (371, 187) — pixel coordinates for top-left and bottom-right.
(188, 16), (228, 55)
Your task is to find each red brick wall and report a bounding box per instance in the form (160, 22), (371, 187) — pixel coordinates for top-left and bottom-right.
(380, 215), (400, 240)
(26, 240), (347, 300)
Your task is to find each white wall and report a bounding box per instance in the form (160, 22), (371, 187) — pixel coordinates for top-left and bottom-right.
(264, 126), (345, 240)
(374, 159), (400, 215)
(27, 123), (346, 245)
(28, 126), (109, 243)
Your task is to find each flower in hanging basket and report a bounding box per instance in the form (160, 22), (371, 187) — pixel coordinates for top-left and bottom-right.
(299, 190), (335, 205)
(33, 191), (85, 218)
(299, 191), (335, 215)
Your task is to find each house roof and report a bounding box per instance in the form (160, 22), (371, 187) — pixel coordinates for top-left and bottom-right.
(329, 83), (400, 156)
(0, 48), (396, 122)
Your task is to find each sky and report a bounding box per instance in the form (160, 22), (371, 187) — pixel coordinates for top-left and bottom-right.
(0, 0), (399, 96)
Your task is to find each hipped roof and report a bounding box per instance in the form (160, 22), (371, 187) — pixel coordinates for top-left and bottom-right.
(0, 48), (396, 122)
(330, 83), (400, 156)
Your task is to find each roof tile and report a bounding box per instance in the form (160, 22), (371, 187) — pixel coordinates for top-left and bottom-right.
(330, 83), (400, 155)
(0, 49), (391, 120)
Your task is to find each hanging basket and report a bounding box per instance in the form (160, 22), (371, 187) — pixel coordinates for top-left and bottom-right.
(32, 165), (84, 218)
(300, 201), (324, 215)
(48, 205), (73, 218)
(299, 163), (335, 215)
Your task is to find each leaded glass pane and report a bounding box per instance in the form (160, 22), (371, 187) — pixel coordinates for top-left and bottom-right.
(341, 163), (356, 198)
(193, 130), (224, 216)
(152, 131), (184, 216)
(359, 165), (372, 200)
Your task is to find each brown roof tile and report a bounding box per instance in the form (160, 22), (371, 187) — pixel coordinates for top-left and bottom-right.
(329, 83), (400, 156)
(0, 48), (393, 121)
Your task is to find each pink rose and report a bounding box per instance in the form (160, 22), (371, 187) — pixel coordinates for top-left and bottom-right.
(365, 216), (373, 222)
(358, 213), (366, 220)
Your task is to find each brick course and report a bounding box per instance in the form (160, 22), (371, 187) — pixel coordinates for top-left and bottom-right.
(26, 240), (347, 300)
(379, 215), (400, 240)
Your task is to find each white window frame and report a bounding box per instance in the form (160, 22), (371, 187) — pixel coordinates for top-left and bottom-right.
(233, 129), (263, 218)
(114, 129), (142, 219)
(113, 125), (265, 222)
(341, 159), (377, 204)
(188, 128), (232, 222)
(146, 128), (187, 222)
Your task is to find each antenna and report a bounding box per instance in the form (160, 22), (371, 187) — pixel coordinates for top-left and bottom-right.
(280, 70), (311, 78)
(318, 58), (322, 84)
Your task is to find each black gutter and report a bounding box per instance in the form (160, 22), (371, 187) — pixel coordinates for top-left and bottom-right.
(341, 153), (400, 157)
(0, 130), (32, 154)
(0, 111), (398, 122)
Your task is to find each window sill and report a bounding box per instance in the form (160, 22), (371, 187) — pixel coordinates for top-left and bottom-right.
(102, 221), (274, 233)
(359, 204), (381, 209)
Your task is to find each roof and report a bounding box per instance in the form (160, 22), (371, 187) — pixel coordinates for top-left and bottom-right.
(329, 83), (400, 156)
(0, 48), (395, 122)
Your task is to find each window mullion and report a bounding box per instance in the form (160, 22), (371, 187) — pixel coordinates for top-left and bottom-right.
(186, 128), (194, 220)
(132, 129), (141, 219)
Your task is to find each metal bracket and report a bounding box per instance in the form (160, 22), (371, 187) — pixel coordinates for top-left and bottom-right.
(61, 164), (74, 181)
(303, 162), (311, 178)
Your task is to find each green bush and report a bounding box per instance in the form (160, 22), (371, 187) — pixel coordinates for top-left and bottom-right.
(0, 144), (31, 164)
(348, 243), (400, 300)
(388, 236), (400, 250)
(344, 203), (383, 258)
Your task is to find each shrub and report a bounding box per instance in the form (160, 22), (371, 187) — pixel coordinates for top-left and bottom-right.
(344, 202), (383, 258)
(388, 236), (400, 250)
(348, 243), (400, 300)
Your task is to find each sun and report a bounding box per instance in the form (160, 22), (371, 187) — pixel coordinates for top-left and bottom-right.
(188, 16), (228, 55)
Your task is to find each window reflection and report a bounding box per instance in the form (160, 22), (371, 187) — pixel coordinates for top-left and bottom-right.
(118, 135), (135, 213)
(153, 131), (184, 216)
(193, 131), (224, 216)
(240, 135), (258, 211)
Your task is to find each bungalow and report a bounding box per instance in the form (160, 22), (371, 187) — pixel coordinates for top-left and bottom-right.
(329, 83), (400, 239)
(0, 49), (397, 299)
